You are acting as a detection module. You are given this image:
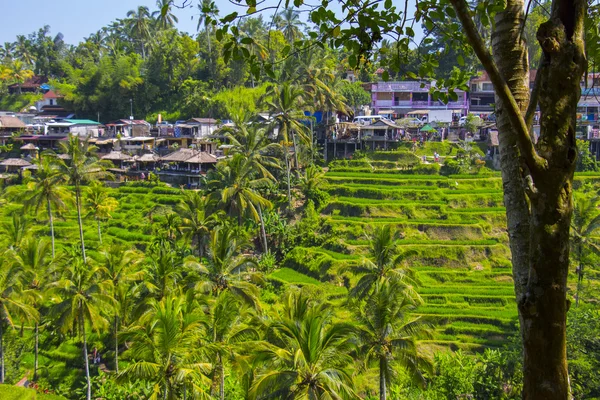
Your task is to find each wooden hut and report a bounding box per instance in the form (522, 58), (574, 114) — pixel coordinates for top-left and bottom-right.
(0, 158), (32, 172)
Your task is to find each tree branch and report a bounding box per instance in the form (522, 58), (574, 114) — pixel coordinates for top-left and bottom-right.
(449, 0), (546, 172)
(524, 59), (546, 139)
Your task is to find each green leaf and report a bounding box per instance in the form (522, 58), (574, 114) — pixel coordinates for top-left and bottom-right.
(425, 19), (434, 31)
(457, 54), (464, 66)
(241, 37), (253, 45)
(222, 12), (238, 24)
(382, 71), (389, 81)
(348, 54), (357, 68)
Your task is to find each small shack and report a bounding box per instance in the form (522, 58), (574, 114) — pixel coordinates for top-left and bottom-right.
(0, 158), (32, 173)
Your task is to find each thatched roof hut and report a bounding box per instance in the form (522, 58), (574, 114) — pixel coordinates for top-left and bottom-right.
(0, 158), (32, 167)
(161, 148), (197, 162)
(184, 152), (218, 164)
(20, 143), (39, 150)
(0, 116), (27, 130)
(136, 153), (161, 163)
(101, 151), (134, 161)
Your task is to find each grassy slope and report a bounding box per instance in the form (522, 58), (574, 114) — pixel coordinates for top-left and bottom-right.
(0, 385), (66, 400)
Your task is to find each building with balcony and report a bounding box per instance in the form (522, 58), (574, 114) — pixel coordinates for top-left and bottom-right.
(370, 81), (468, 117)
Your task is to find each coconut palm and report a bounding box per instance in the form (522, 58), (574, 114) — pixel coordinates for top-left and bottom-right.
(14, 35), (36, 68)
(51, 135), (113, 263)
(345, 225), (420, 300)
(356, 282), (432, 400)
(274, 7), (305, 44)
(152, 0), (179, 30)
(9, 59), (34, 94)
(84, 182), (118, 245)
(20, 156), (71, 258)
(299, 164), (326, 206)
(570, 192), (600, 306)
(126, 5), (152, 58)
(14, 238), (53, 382)
(144, 239), (185, 302)
(50, 259), (114, 400)
(196, 0), (219, 53)
(202, 291), (259, 400)
(101, 246), (144, 373)
(191, 225), (261, 309)
(0, 212), (29, 251)
(117, 295), (211, 400)
(206, 154), (272, 228)
(249, 290), (358, 399)
(0, 250), (38, 383)
(176, 191), (219, 258)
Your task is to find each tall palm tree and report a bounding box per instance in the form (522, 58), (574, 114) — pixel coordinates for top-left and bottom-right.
(15, 238), (53, 382)
(84, 182), (118, 245)
(126, 6), (152, 58)
(20, 156), (71, 258)
(51, 259), (114, 400)
(51, 135), (113, 263)
(249, 291), (358, 399)
(299, 164), (326, 206)
(262, 82), (309, 207)
(190, 225), (261, 309)
(144, 240), (184, 301)
(14, 35), (36, 68)
(0, 250), (38, 383)
(176, 191), (219, 258)
(570, 192), (600, 306)
(345, 225), (420, 300)
(274, 7), (305, 44)
(356, 282), (432, 400)
(118, 295), (211, 400)
(101, 246), (144, 373)
(0, 212), (29, 251)
(9, 59), (34, 94)
(152, 0), (179, 30)
(196, 0), (219, 53)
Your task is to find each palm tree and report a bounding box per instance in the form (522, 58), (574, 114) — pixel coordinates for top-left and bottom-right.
(14, 35), (35, 68)
(51, 259), (114, 400)
(118, 295), (211, 400)
(84, 182), (118, 245)
(196, 0), (219, 53)
(262, 82), (309, 207)
(249, 290), (358, 399)
(0, 250), (38, 383)
(20, 156), (71, 258)
(126, 6), (152, 58)
(345, 225), (420, 300)
(14, 238), (53, 382)
(191, 225), (261, 309)
(299, 164), (326, 206)
(153, 0), (179, 30)
(356, 282), (432, 400)
(0, 212), (29, 251)
(9, 59), (34, 94)
(274, 7), (305, 44)
(570, 192), (600, 306)
(145, 239), (185, 301)
(176, 191), (219, 258)
(101, 246), (144, 373)
(51, 135), (113, 263)
(206, 154), (272, 228)
(202, 292), (258, 400)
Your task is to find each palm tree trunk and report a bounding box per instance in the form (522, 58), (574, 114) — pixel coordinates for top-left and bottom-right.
(258, 205), (268, 254)
(284, 148), (292, 209)
(33, 323), (39, 381)
(75, 185), (87, 263)
(114, 315), (119, 373)
(97, 218), (102, 245)
(47, 200), (55, 258)
(218, 354), (225, 400)
(291, 131), (299, 171)
(379, 357), (386, 400)
(81, 310), (91, 400)
(0, 322), (4, 384)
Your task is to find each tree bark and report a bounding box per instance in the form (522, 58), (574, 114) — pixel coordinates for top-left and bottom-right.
(81, 308), (91, 400)
(284, 147), (292, 209)
(34, 323), (39, 381)
(218, 353), (225, 400)
(75, 185), (87, 264)
(47, 199), (55, 259)
(379, 357), (386, 400)
(97, 218), (102, 245)
(450, 0), (587, 398)
(258, 205), (268, 254)
(114, 315), (119, 373)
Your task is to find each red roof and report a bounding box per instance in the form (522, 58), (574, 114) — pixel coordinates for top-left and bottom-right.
(43, 90), (61, 99)
(8, 76), (48, 89)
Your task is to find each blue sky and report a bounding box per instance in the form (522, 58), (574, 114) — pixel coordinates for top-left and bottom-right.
(0, 0), (242, 44)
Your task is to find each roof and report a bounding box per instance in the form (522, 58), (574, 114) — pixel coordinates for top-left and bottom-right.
(136, 153), (161, 163)
(0, 116), (27, 129)
(489, 130), (499, 146)
(186, 118), (218, 125)
(101, 151), (134, 161)
(105, 119), (149, 126)
(185, 152), (218, 164)
(161, 148), (197, 162)
(8, 76), (47, 89)
(63, 119), (101, 125)
(43, 90), (61, 99)
(0, 158), (32, 167)
(20, 143), (38, 150)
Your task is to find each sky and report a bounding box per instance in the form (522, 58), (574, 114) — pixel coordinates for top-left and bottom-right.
(0, 0), (242, 44)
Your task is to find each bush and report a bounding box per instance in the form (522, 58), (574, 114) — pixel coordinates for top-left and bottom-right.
(413, 163), (441, 175)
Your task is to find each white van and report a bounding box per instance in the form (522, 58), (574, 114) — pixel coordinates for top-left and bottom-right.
(353, 115), (388, 126)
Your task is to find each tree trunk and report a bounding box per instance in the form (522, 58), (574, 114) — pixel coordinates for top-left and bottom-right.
(114, 315), (119, 373)
(291, 130), (300, 171)
(47, 200), (55, 259)
(75, 185), (87, 264)
(575, 243), (583, 307)
(218, 354), (225, 400)
(33, 323), (39, 381)
(0, 322), (4, 384)
(284, 147), (292, 209)
(97, 218), (102, 245)
(258, 205), (268, 254)
(379, 357), (386, 400)
(489, 0), (586, 398)
(81, 309), (91, 400)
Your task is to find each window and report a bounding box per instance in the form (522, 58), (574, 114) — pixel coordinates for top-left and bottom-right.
(49, 99), (53, 105)
(482, 83), (494, 91)
(471, 84), (478, 92)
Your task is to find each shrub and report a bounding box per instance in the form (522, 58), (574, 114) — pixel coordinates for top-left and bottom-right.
(413, 163), (441, 174)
